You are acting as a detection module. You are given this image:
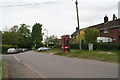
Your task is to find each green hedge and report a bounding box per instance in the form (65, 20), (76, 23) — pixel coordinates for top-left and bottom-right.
(55, 44), (61, 49)
(95, 43), (119, 50)
(55, 43), (88, 50)
(70, 43), (88, 50)
(70, 43), (79, 49)
(1, 45), (18, 54)
(55, 43), (120, 51)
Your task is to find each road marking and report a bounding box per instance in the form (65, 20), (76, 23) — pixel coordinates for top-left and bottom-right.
(21, 62), (47, 78)
(12, 54), (46, 78)
(12, 54), (21, 62)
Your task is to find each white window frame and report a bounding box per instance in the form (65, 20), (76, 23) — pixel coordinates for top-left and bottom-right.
(104, 29), (109, 33)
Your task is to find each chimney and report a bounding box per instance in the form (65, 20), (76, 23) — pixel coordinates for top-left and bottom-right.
(76, 27), (79, 31)
(104, 15), (108, 23)
(113, 14), (117, 20)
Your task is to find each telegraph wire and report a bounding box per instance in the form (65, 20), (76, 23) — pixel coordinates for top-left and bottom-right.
(0, 2), (58, 8)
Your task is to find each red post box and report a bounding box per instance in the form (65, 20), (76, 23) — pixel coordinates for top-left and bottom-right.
(61, 35), (70, 53)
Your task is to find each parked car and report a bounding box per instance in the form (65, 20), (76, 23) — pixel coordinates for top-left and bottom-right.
(16, 48), (21, 53)
(7, 48), (17, 54)
(16, 48), (29, 53)
(47, 47), (51, 50)
(38, 47), (51, 51)
(97, 37), (112, 43)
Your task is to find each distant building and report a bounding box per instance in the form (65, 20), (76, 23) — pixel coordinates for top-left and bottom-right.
(71, 15), (120, 43)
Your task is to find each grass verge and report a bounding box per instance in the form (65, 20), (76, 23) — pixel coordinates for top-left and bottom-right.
(35, 48), (119, 63)
(0, 61), (2, 79)
(54, 50), (119, 63)
(0, 61), (10, 79)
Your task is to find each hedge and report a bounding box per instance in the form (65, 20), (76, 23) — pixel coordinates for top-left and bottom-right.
(0, 45), (18, 54)
(70, 43), (88, 50)
(95, 43), (119, 50)
(55, 43), (88, 50)
(55, 44), (61, 49)
(55, 43), (120, 51)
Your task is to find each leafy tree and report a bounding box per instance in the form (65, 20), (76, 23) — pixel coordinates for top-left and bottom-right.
(18, 24), (31, 38)
(18, 24), (31, 48)
(2, 31), (20, 45)
(76, 30), (85, 43)
(83, 28), (99, 43)
(31, 23), (43, 48)
(0, 31), (2, 45)
(10, 25), (19, 32)
(44, 35), (58, 46)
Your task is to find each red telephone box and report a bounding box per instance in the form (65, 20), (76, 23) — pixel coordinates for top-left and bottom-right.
(61, 35), (70, 53)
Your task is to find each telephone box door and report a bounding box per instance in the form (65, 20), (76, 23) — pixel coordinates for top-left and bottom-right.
(61, 35), (70, 53)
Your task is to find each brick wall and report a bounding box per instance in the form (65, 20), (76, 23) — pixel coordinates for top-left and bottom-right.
(100, 27), (120, 43)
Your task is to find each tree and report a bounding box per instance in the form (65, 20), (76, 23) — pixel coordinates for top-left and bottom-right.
(18, 24), (31, 38)
(44, 35), (58, 46)
(83, 28), (99, 43)
(18, 24), (31, 48)
(2, 25), (21, 45)
(0, 31), (2, 45)
(10, 25), (19, 32)
(76, 30), (85, 43)
(2, 31), (20, 45)
(31, 23), (43, 48)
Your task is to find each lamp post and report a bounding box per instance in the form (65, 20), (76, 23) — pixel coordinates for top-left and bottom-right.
(75, 0), (81, 50)
(44, 29), (48, 47)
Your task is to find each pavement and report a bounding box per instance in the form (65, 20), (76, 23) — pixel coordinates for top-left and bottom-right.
(2, 51), (118, 78)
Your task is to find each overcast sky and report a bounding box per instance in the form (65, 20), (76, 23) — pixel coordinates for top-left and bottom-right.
(0, 0), (119, 38)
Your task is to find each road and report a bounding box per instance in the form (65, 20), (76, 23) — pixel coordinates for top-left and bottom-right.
(2, 51), (118, 78)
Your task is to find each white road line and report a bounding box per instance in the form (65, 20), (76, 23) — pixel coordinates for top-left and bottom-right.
(21, 62), (47, 78)
(12, 54), (46, 78)
(12, 54), (21, 62)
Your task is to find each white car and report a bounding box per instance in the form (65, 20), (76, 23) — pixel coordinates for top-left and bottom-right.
(38, 47), (51, 51)
(7, 48), (17, 54)
(97, 37), (112, 43)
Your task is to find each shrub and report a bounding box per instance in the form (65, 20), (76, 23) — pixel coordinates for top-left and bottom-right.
(95, 43), (119, 50)
(70, 43), (88, 50)
(1, 45), (18, 54)
(70, 43), (79, 49)
(81, 43), (88, 50)
(55, 44), (61, 49)
(70, 43), (120, 51)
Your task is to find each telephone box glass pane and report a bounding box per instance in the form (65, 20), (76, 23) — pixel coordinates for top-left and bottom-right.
(65, 39), (69, 46)
(65, 48), (69, 51)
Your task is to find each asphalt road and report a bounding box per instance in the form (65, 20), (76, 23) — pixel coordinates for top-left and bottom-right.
(2, 51), (118, 78)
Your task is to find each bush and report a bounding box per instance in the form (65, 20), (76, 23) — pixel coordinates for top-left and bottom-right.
(94, 43), (119, 50)
(1, 45), (18, 54)
(70, 43), (79, 49)
(81, 43), (88, 50)
(55, 44), (61, 49)
(70, 43), (88, 50)
(70, 43), (120, 51)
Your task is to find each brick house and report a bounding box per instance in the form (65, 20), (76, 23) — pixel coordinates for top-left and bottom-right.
(71, 16), (120, 43)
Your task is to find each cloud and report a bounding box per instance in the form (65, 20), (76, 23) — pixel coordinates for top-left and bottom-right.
(0, 0), (119, 37)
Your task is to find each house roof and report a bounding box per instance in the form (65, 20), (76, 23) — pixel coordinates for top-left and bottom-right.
(71, 19), (120, 37)
(88, 18), (120, 30)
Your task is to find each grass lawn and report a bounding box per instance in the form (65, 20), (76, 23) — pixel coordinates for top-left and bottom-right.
(36, 48), (119, 63)
(0, 61), (10, 79)
(0, 61), (2, 79)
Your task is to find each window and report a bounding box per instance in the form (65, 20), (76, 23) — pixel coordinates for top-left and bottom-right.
(65, 39), (69, 46)
(104, 29), (109, 33)
(65, 48), (69, 51)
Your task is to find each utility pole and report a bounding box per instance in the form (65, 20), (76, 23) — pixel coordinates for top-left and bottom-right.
(44, 29), (48, 47)
(75, 0), (81, 50)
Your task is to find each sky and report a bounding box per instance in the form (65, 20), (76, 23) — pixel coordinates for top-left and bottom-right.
(0, 0), (120, 38)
